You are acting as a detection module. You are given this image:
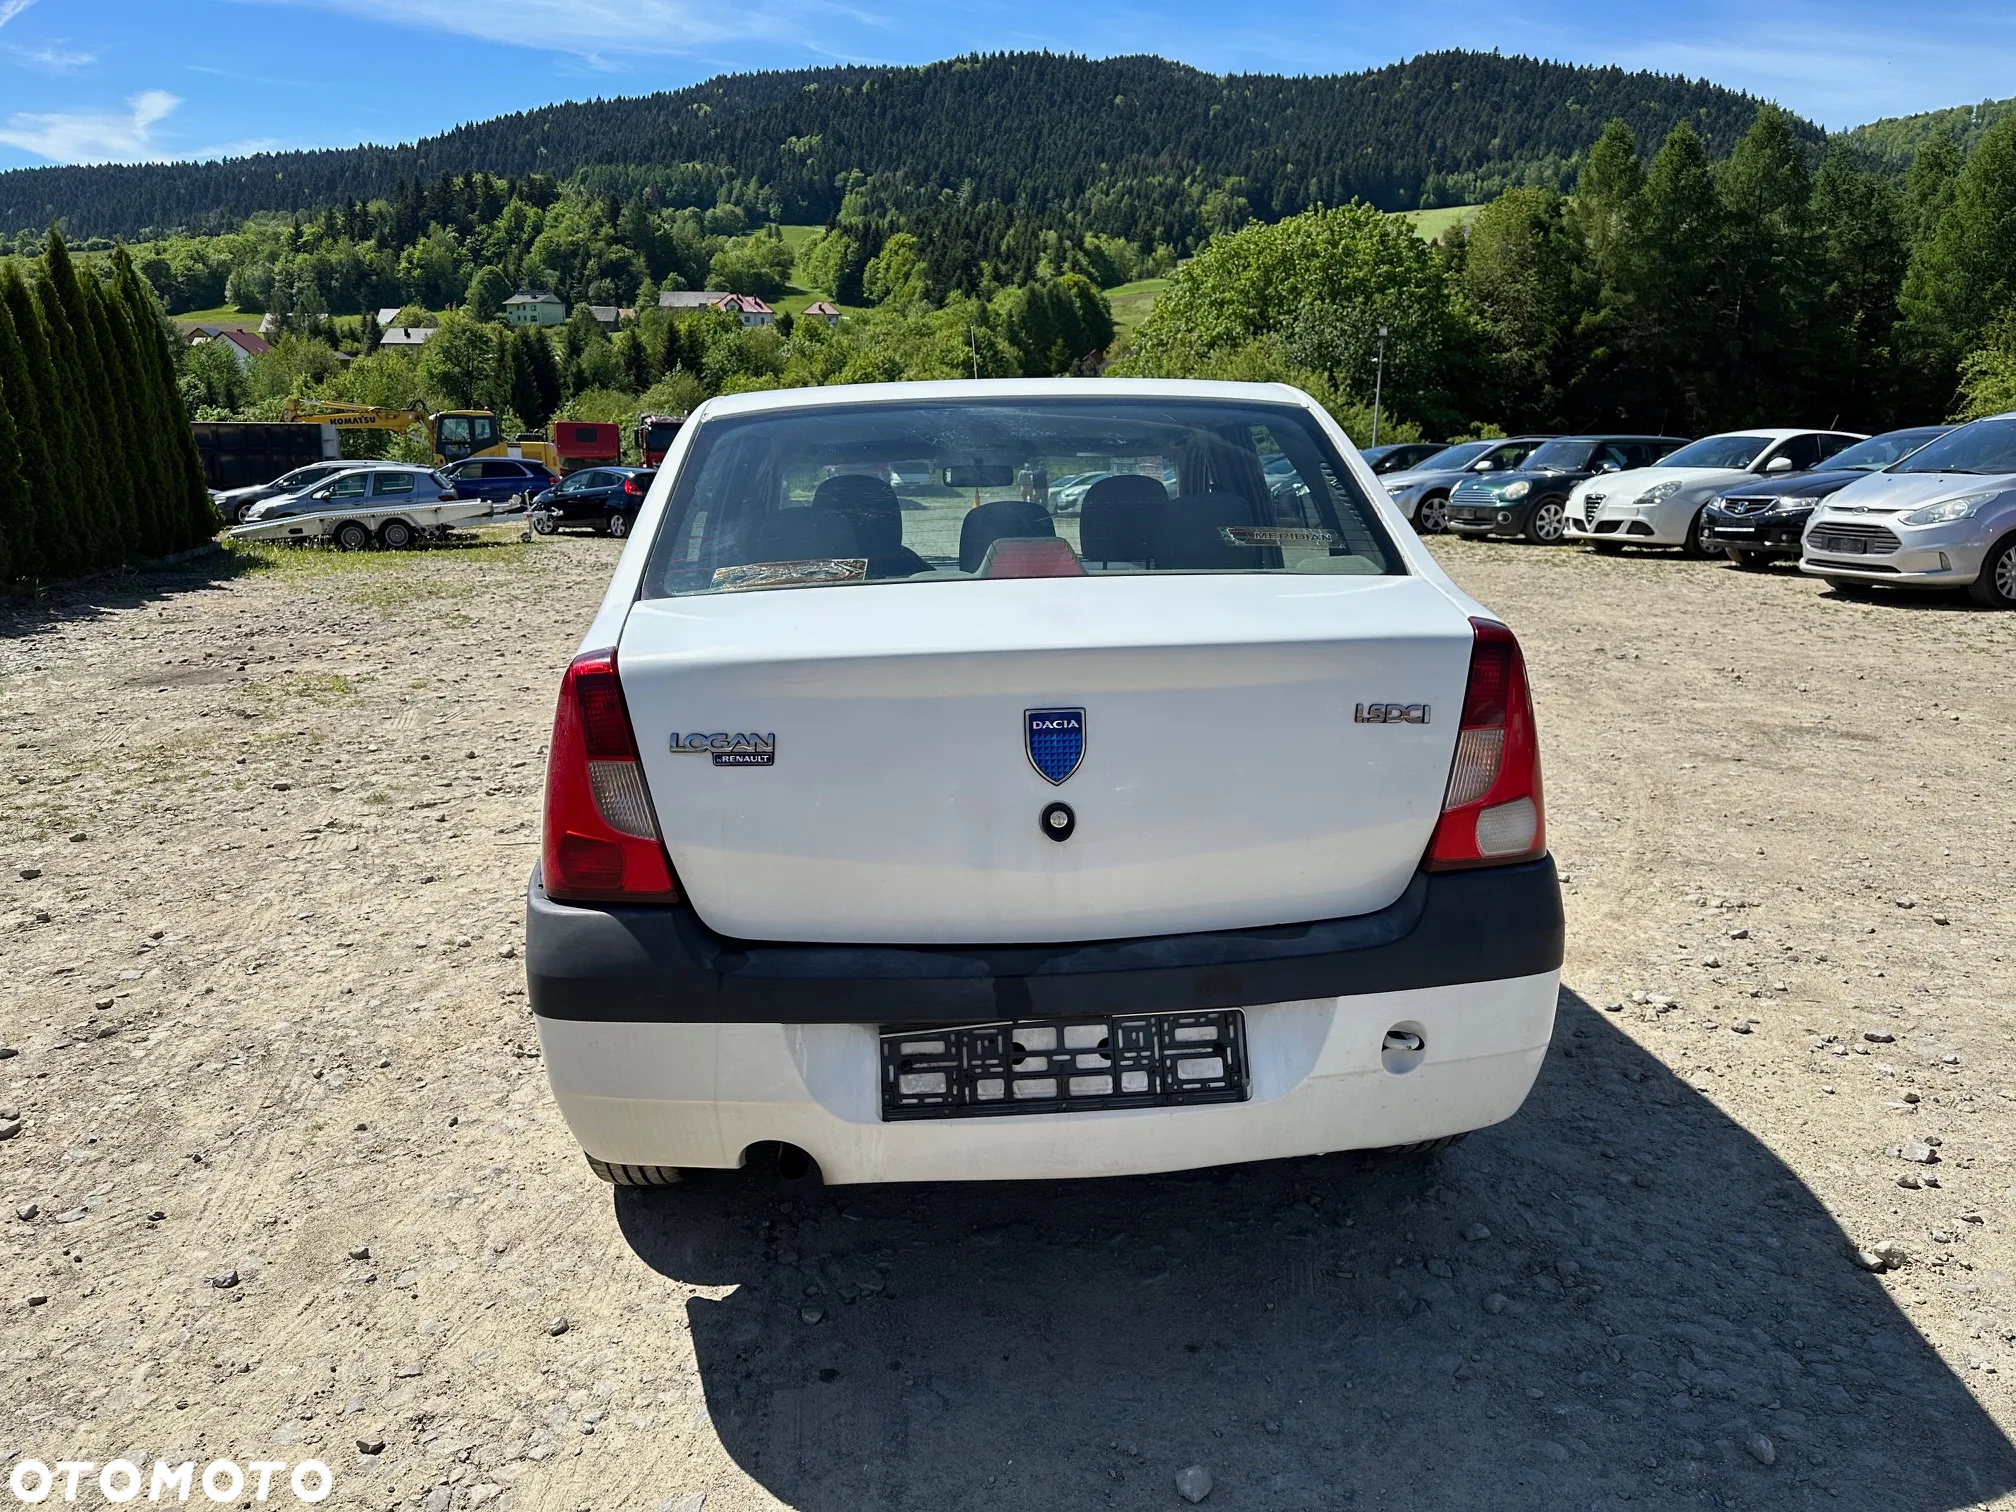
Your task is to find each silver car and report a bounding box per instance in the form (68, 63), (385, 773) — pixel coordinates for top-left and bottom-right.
(242, 466), (458, 523)
(1801, 412), (2016, 608)
(1380, 437), (1553, 534)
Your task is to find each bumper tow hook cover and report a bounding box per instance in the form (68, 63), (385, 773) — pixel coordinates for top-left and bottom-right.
(1041, 802), (1075, 842)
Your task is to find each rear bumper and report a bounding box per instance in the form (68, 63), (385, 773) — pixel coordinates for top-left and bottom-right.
(525, 857), (1563, 1025)
(537, 971), (1559, 1183)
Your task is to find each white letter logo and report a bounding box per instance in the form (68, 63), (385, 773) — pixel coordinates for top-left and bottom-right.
(289, 1463), (332, 1505)
(9, 1462), (52, 1504)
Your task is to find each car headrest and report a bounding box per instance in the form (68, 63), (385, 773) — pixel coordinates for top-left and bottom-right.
(959, 499), (1055, 574)
(812, 473), (904, 556)
(747, 508), (860, 564)
(1150, 492), (1268, 570)
(1080, 474), (1166, 563)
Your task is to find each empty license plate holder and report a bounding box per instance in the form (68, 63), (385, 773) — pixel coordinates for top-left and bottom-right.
(879, 1010), (1249, 1121)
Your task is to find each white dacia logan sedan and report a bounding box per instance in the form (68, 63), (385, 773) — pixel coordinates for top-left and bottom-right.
(525, 379), (1563, 1186)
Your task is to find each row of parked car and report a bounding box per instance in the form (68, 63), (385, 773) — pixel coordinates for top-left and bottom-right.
(1364, 415), (2016, 609)
(211, 454), (658, 547)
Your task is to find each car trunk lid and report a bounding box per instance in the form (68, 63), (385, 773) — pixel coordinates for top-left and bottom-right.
(616, 574), (1476, 944)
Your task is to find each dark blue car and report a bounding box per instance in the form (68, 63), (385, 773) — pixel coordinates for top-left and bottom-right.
(438, 457), (556, 507)
(529, 466), (656, 538)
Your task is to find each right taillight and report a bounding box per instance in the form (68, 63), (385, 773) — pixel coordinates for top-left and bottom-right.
(1424, 617), (1546, 870)
(541, 648), (679, 904)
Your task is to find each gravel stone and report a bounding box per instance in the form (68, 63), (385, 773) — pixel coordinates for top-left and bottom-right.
(210, 1268), (239, 1289)
(547, 1316), (570, 1336)
(356, 1437), (386, 1455)
(348, 1245), (371, 1260)
(1175, 1464), (1213, 1503)
(18, 867), (40, 880)
(1863, 1030), (1895, 1043)
(800, 1306), (825, 1324)
(0, 1119), (21, 1141)
(1744, 1431), (1777, 1466)
(27, 1292), (48, 1306)
(15, 1203), (37, 1221)
(1460, 1222), (1491, 1242)
(1482, 1293), (1508, 1315)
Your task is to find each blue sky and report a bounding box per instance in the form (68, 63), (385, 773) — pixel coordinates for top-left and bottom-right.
(0, 0), (2012, 170)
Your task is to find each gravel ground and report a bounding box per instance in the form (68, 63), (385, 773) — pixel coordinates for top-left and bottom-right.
(2, 530), (2014, 1511)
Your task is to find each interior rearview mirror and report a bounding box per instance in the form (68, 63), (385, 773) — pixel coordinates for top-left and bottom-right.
(943, 465), (1016, 489)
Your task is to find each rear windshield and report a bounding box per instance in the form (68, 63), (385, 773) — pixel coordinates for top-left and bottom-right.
(641, 397), (1403, 597)
(1889, 417), (2016, 475)
(1660, 435), (1770, 469)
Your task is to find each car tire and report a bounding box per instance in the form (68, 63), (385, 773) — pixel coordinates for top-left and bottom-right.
(1725, 548), (1769, 570)
(605, 512), (629, 539)
(378, 519), (416, 550)
(1414, 493), (1449, 534)
(585, 1155), (681, 1187)
(1372, 1133), (1470, 1158)
(333, 521), (371, 552)
(531, 512), (558, 536)
(1967, 535), (2016, 609)
(1524, 498), (1568, 544)
(1823, 578), (1876, 598)
(1680, 509), (1714, 558)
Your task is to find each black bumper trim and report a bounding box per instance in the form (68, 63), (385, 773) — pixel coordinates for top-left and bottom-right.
(526, 858), (1563, 1024)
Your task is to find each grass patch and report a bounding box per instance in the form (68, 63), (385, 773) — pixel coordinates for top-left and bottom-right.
(1106, 278), (1168, 343)
(1397, 205), (1482, 242)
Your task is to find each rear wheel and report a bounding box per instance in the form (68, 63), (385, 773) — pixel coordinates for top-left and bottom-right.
(378, 518), (416, 550)
(1725, 548), (1769, 570)
(1414, 493), (1449, 535)
(1373, 1133), (1470, 1159)
(1967, 536), (2016, 608)
(586, 1155), (681, 1187)
(605, 511), (629, 539)
(1524, 498), (1567, 544)
(333, 520), (371, 552)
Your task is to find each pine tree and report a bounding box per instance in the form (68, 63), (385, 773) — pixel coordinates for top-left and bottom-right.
(79, 269), (148, 559)
(1714, 105), (1823, 423)
(0, 295), (27, 586)
(114, 249), (215, 548)
(0, 266), (56, 581)
(3, 261), (88, 578)
(1900, 114), (2016, 397)
(37, 231), (120, 564)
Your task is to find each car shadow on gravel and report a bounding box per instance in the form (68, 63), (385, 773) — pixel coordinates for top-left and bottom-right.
(614, 989), (2016, 1511)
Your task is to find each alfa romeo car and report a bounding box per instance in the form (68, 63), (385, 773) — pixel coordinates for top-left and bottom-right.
(1563, 428), (1865, 553)
(1801, 412), (2016, 608)
(1446, 435), (1688, 543)
(526, 379), (1563, 1187)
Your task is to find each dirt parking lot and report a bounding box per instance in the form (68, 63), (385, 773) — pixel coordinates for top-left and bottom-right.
(3, 530), (2015, 1512)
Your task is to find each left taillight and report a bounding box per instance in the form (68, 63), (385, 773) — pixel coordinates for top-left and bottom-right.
(622, 477), (643, 496)
(1424, 618), (1546, 870)
(541, 648), (678, 904)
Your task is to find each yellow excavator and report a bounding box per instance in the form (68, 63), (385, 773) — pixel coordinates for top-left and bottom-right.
(280, 400), (560, 472)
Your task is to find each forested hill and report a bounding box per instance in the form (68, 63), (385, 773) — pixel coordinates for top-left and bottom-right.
(0, 51), (1799, 240)
(1844, 96), (2015, 167)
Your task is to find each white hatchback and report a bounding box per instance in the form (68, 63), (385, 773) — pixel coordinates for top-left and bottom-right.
(1563, 428), (1865, 553)
(1801, 412), (2016, 608)
(524, 380), (1563, 1186)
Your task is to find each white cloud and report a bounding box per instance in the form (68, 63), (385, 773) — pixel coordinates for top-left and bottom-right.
(0, 88), (182, 163)
(0, 0), (39, 28)
(9, 40), (97, 69)
(246, 0), (835, 56)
